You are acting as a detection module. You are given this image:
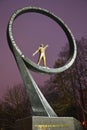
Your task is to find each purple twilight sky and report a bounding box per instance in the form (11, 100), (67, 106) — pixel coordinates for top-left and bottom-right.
(0, 0), (87, 98)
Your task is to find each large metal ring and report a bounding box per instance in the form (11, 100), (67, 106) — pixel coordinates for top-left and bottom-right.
(7, 6), (77, 74)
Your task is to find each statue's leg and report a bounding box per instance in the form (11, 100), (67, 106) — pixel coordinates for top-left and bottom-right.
(37, 55), (42, 65)
(43, 56), (46, 67)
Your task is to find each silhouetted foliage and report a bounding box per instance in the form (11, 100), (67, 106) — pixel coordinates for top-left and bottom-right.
(42, 37), (87, 122)
(0, 84), (31, 129)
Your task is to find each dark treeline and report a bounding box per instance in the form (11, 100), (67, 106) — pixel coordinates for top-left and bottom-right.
(0, 84), (31, 129)
(41, 37), (87, 127)
(0, 37), (87, 129)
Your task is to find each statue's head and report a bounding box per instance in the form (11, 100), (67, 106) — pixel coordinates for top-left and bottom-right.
(40, 44), (44, 47)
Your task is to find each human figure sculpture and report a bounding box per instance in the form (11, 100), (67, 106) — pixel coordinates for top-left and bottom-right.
(33, 44), (48, 67)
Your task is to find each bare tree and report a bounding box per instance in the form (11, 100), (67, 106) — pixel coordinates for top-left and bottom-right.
(42, 38), (87, 121)
(2, 84), (31, 120)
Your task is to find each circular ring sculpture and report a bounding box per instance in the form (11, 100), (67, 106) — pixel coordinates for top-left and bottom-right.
(7, 6), (77, 74)
(7, 7), (77, 117)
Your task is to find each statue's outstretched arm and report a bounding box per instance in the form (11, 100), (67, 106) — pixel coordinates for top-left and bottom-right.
(44, 44), (48, 49)
(33, 49), (39, 56)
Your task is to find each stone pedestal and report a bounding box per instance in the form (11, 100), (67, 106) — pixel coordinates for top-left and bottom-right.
(15, 116), (83, 130)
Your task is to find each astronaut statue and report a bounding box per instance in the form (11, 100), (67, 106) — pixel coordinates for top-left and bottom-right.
(33, 44), (48, 67)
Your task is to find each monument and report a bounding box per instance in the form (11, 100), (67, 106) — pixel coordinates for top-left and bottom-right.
(7, 7), (83, 130)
